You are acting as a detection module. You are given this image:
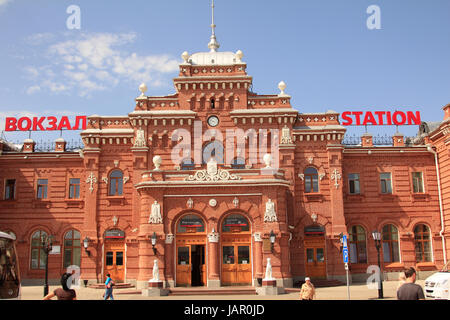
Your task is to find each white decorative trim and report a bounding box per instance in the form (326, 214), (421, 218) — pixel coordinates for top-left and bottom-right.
(253, 233), (262, 242)
(209, 199), (217, 207)
(165, 234), (174, 244)
(208, 232), (219, 243)
(123, 176), (130, 184)
(187, 198), (194, 208)
(298, 174), (305, 181)
(185, 158), (241, 182)
(233, 197), (239, 208)
(86, 172), (97, 194)
(149, 201), (162, 224)
(264, 199), (277, 222)
(331, 169), (342, 189)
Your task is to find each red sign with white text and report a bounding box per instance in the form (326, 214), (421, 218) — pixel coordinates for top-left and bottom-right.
(4, 116), (87, 131)
(341, 111), (421, 126)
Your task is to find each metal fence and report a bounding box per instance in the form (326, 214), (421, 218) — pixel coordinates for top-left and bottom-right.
(8, 139), (85, 152)
(342, 134), (416, 146)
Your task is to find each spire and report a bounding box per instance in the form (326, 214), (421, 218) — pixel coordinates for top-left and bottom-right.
(207, 0), (220, 52)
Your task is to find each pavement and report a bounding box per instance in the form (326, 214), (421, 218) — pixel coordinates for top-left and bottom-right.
(19, 280), (427, 300)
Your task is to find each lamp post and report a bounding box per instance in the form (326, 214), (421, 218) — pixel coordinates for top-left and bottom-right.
(83, 236), (90, 256)
(371, 230), (384, 299)
(339, 232), (344, 253)
(151, 232), (157, 254)
(41, 234), (53, 297)
(269, 230), (276, 252)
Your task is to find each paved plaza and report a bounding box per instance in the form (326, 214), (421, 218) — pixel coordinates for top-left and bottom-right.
(19, 280), (427, 300)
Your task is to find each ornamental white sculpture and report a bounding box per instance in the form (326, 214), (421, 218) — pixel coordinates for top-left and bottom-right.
(153, 155), (162, 171)
(281, 125), (293, 144)
(264, 258), (274, 281)
(139, 83), (147, 97)
(264, 199), (277, 222)
(263, 154), (272, 168)
(134, 128), (146, 148)
(150, 260), (160, 283)
(185, 158), (241, 182)
(149, 201), (162, 224)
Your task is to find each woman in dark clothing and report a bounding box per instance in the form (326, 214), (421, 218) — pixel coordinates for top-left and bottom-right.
(43, 273), (77, 300)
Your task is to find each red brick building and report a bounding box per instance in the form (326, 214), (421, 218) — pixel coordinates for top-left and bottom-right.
(0, 31), (449, 289)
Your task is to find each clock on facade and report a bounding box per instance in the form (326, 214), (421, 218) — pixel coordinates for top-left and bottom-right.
(207, 116), (219, 127)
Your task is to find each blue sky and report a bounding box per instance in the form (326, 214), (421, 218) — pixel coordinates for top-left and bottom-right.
(0, 0), (449, 142)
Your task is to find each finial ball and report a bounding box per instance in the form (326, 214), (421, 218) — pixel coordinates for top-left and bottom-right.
(139, 83), (148, 96)
(236, 50), (244, 61)
(181, 51), (190, 63)
(278, 81), (286, 92)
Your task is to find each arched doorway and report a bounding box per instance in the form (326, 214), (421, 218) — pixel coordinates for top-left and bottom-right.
(304, 225), (326, 279)
(221, 213), (252, 286)
(104, 229), (125, 282)
(175, 214), (207, 287)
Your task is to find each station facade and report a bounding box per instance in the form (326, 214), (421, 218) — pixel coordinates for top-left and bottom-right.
(1, 40), (449, 288)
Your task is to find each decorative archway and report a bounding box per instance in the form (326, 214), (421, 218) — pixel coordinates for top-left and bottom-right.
(175, 214), (207, 287)
(220, 213), (252, 286)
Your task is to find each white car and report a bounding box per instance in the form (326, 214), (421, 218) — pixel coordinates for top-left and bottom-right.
(424, 262), (450, 300)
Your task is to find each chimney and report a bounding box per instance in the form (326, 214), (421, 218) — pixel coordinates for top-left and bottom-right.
(361, 133), (373, 147)
(55, 138), (66, 152)
(392, 132), (405, 147)
(443, 104), (450, 121)
(23, 139), (35, 153)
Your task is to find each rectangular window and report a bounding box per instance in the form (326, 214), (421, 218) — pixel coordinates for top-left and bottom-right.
(348, 173), (360, 194)
(412, 172), (424, 193)
(5, 179), (15, 200)
(69, 178), (80, 199)
(178, 247), (189, 265)
(37, 179), (48, 199)
(380, 173), (392, 194)
(223, 246), (235, 264)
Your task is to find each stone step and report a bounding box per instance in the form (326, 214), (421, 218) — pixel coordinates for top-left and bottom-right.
(168, 287), (257, 296)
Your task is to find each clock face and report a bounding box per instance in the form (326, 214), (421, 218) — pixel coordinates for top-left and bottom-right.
(207, 116), (219, 127)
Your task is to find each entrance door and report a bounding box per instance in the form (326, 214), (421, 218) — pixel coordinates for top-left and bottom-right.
(104, 240), (125, 282)
(176, 244), (206, 287)
(221, 243), (251, 286)
(304, 238), (326, 279)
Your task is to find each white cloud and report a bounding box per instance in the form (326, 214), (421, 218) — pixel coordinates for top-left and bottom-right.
(0, 0), (12, 8)
(26, 85), (41, 95)
(23, 32), (179, 97)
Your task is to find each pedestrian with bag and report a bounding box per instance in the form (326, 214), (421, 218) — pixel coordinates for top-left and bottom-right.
(104, 273), (115, 300)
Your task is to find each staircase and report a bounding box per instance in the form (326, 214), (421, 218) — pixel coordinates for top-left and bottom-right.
(168, 286), (257, 296)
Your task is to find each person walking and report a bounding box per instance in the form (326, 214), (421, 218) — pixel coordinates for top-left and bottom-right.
(104, 273), (115, 300)
(300, 277), (316, 300)
(397, 267), (425, 300)
(43, 273), (77, 300)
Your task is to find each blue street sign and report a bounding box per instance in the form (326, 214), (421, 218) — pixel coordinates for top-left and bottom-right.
(342, 235), (348, 249)
(343, 248), (349, 264)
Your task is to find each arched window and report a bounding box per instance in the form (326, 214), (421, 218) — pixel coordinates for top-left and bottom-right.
(382, 224), (400, 263)
(222, 214), (250, 233)
(181, 158), (195, 171)
(210, 98), (216, 109)
(30, 230), (48, 270)
(177, 215), (205, 233)
(63, 230), (81, 268)
(414, 224), (432, 262)
(202, 141), (224, 164)
(231, 157), (245, 169)
(109, 170), (123, 196)
(304, 167), (319, 193)
(348, 225), (367, 264)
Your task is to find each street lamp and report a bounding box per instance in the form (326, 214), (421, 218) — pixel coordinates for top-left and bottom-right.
(269, 230), (276, 252)
(371, 230), (384, 299)
(41, 234), (53, 297)
(339, 232), (344, 253)
(83, 237), (90, 256)
(151, 232), (157, 254)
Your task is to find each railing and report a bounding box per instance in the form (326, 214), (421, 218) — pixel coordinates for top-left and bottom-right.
(342, 134), (416, 146)
(7, 139), (85, 152)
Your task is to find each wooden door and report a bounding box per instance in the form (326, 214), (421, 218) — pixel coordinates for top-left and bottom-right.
(304, 237), (326, 279)
(176, 246), (191, 286)
(221, 241), (252, 286)
(104, 241), (125, 282)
